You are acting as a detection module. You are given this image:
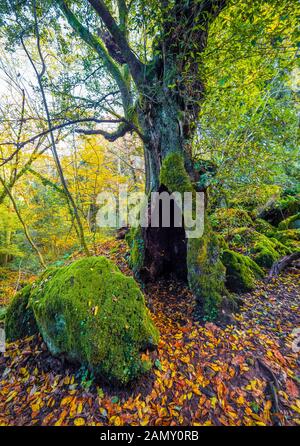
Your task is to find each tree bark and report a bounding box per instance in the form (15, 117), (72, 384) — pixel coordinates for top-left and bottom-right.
(128, 81), (228, 321)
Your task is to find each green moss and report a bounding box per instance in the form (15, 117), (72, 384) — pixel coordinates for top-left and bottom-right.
(5, 284), (38, 342)
(211, 208), (253, 233)
(230, 185), (281, 211)
(126, 226), (145, 275)
(30, 256), (159, 385)
(278, 213), (300, 230)
(257, 194), (300, 225)
(187, 220), (227, 321)
(159, 152), (193, 194)
(216, 234), (228, 250)
(227, 227), (291, 268)
(273, 229), (300, 243)
(221, 250), (263, 292)
(253, 218), (275, 236)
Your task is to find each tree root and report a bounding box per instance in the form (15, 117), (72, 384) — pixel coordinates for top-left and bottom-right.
(268, 251), (300, 279)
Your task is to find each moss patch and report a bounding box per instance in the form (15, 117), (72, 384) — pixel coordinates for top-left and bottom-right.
(222, 250), (263, 292)
(227, 227), (291, 268)
(159, 152), (193, 194)
(30, 257), (159, 385)
(257, 194), (300, 226)
(211, 208), (253, 233)
(253, 218), (275, 236)
(278, 213), (300, 230)
(187, 219), (227, 321)
(5, 284), (38, 342)
(126, 226), (145, 276)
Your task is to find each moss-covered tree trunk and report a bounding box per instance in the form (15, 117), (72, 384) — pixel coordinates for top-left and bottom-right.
(128, 81), (229, 321)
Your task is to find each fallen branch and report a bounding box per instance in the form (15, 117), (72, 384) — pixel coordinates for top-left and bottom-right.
(268, 251), (300, 278)
(256, 357), (281, 425)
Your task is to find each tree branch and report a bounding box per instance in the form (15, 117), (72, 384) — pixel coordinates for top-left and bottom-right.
(0, 118), (123, 166)
(88, 0), (145, 85)
(75, 121), (132, 141)
(54, 0), (132, 111)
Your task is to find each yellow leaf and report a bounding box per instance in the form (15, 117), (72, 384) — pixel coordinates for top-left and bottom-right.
(61, 396), (73, 407)
(74, 418), (85, 426)
(77, 402), (83, 415)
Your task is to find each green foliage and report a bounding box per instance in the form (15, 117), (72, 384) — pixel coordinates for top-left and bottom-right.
(5, 285), (38, 342)
(30, 257), (159, 385)
(0, 202), (23, 264)
(221, 249), (263, 293)
(196, 1), (299, 192)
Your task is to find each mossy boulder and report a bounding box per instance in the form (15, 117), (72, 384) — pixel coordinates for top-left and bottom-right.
(221, 250), (264, 292)
(211, 208), (253, 233)
(5, 284), (38, 342)
(257, 194), (300, 226)
(278, 213), (300, 230)
(227, 227), (291, 268)
(30, 257), (159, 385)
(272, 229), (300, 251)
(253, 218), (275, 236)
(230, 185), (281, 211)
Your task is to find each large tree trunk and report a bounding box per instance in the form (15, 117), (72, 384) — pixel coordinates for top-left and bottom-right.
(127, 90), (229, 322)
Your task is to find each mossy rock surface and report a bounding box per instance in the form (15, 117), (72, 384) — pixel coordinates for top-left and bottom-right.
(278, 213), (300, 230)
(227, 227), (291, 268)
(272, 229), (300, 251)
(30, 257), (159, 385)
(230, 185), (281, 211)
(257, 194), (300, 226)
(253, 218), (275, 236)
(6, 284), (38, 342)
(222, 250), (263, 292)
(211, 208), (253, 233)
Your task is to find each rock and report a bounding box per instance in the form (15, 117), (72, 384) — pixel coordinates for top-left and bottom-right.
(278, 213), (300, 230)
(226, 227), (291, 268)
(6, 284), (38, 342)
(30, 257), (159, 385)
(221, 249), (264, 292)
(257, 194), (300, 226)
(211, 208), (253, 233)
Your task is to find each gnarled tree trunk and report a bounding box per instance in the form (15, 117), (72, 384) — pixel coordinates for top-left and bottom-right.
(128, 83), (229, 321)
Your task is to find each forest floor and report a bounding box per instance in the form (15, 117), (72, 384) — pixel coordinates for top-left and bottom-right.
(0, 239), (299, 426)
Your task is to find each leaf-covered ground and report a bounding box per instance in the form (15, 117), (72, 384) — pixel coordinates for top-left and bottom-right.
(0, 240), (299, 426)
